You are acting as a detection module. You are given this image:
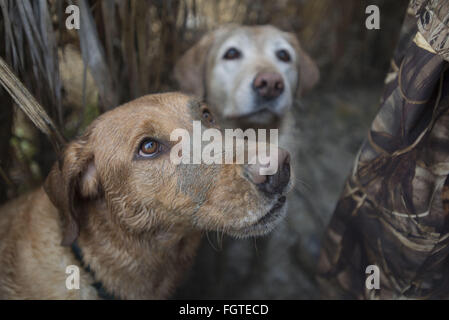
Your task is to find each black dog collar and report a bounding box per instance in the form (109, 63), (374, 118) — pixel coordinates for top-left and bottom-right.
(70, 241), (119, 300)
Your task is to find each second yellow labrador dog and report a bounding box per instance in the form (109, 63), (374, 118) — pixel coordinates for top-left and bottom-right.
(0, 93), (290, 299)
(174, 24), (319, 137)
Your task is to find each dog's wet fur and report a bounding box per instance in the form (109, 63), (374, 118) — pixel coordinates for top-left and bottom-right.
(0, 93), (290, 299)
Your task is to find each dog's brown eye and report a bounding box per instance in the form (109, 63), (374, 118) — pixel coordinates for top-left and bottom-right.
(139, 139), (160, 157)
(276, 49), (291, 62)
(202, 109), (215, 124)
(223, 48), (241, 60)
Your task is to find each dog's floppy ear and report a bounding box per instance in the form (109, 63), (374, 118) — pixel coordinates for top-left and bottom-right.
(175, 25), (236, 98)
(174, 32), (216, 98)
(287, 34), (320, 95)
(44, 135), (100, 246)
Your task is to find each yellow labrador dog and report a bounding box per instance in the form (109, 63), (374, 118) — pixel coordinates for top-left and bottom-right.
(0, 93), (290, 299)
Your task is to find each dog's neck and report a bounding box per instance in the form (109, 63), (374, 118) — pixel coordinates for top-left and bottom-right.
(74, 200), (202, 299)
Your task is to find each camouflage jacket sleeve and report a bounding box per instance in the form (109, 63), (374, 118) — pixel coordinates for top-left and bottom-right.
(317, 0), (449, 299)
(412, 0), (449, 61)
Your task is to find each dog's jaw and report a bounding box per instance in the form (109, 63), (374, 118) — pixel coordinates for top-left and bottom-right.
(225, 195), (288, 239)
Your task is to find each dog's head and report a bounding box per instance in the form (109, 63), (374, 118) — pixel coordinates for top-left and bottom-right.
(174, 24), (319, 129)
(44, 93), (291, 246)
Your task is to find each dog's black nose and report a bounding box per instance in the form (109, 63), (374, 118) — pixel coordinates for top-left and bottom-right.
(246, 148), (290, 195)
(253, 72), (284, 100)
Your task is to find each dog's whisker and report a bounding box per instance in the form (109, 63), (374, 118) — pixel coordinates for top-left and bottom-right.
(294, 177), (311, 192)
(292, 184), (304, 196)
(216, 230), (224, 252)
(205, 231), (219, 252)
(214, 227), (221, 251)
(219, 227), (225, 250)
(253, 237), (259, 256)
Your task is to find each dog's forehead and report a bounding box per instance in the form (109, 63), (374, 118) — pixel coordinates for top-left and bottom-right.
(89, 93), (202, 143)
(128, 92), (194, 118)
(107, 93), (195, 122)
(222, 25), (292, 48)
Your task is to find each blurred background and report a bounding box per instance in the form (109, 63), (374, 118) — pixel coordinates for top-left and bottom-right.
(0, 0), (409, 298)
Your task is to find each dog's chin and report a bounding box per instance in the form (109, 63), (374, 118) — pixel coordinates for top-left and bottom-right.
(226, 196), (287, 239)
(225, 108), (284, 130)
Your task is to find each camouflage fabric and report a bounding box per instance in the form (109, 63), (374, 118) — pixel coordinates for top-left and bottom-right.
(317, 0), (449, 299)
(411, 0), (449, 61)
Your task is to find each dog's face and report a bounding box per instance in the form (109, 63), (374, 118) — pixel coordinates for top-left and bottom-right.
(175, 25), (319, 129)
(44, 93), (291, 246)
